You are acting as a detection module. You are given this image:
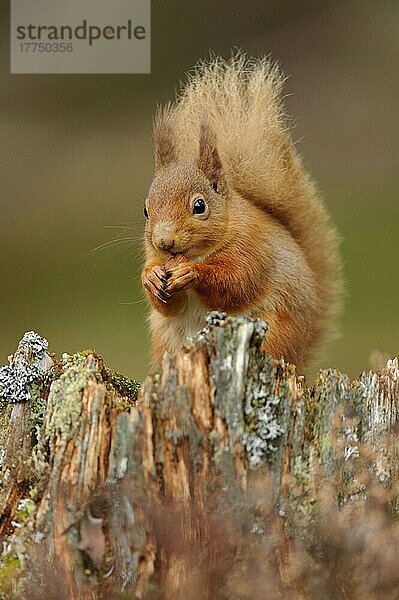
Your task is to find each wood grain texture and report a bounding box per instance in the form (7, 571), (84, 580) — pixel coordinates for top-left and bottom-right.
(0, 317), (397, 598)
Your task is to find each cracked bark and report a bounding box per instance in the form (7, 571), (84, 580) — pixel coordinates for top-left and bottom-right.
(0, 314), (398, 598)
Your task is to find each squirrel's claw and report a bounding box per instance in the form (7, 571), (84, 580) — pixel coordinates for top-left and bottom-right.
(164, 265), (198, 294)
(142, 265), (170, 304)
(154, 270), (168, 285)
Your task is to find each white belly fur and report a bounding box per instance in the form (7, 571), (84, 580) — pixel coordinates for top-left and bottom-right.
(151, 291), (210, 352)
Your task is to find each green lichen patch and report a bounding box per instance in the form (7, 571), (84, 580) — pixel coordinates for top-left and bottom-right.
(103, 367), (141, 404)
(0, 495), (38, 599)
(0, 553), (22, 599)
(43, 352), (99, 444)
(13, 498), (36, 524)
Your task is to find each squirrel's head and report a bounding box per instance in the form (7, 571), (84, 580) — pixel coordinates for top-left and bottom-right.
(144, 113), (230, 261)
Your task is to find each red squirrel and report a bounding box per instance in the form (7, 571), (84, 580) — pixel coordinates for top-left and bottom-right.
(141, 54), (341, 368)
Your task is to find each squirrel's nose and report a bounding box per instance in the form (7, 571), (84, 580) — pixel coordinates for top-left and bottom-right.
(153, 223), (176, 253)
(158, 238), (175, 252)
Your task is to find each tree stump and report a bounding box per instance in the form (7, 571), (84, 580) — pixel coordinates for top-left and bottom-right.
(0, 315), (398, 599)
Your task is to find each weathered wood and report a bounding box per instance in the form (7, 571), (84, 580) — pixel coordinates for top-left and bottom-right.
(0, 332), (53, 541)
(0, 314), (398, 598)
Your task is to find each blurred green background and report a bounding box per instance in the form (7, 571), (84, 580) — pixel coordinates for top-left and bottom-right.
(0, 0), (398, 381)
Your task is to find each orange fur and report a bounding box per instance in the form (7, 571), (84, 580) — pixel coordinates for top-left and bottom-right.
(142, 54), (342, 369)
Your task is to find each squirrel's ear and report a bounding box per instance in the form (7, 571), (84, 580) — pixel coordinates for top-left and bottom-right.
(153, 106), (176, 171)
(198, 118), (222, 187)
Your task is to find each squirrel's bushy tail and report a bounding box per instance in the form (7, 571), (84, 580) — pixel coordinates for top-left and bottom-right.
(172, 53), (289, 202)
(168, 53), (342, 349)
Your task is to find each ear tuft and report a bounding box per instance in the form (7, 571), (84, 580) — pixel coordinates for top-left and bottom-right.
(153, 105), (176, 171)
(198, 117), (222, 188)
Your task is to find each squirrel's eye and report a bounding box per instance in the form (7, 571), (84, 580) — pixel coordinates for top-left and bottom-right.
(144, 206), (149, 219)
(193, 198), (207, 215)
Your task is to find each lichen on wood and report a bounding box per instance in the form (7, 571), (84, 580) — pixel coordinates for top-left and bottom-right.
(0, 318), (397, 599)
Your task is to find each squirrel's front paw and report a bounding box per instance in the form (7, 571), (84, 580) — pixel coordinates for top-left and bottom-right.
(141, 264), (171, 304)
(164, 259), (198, 294)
